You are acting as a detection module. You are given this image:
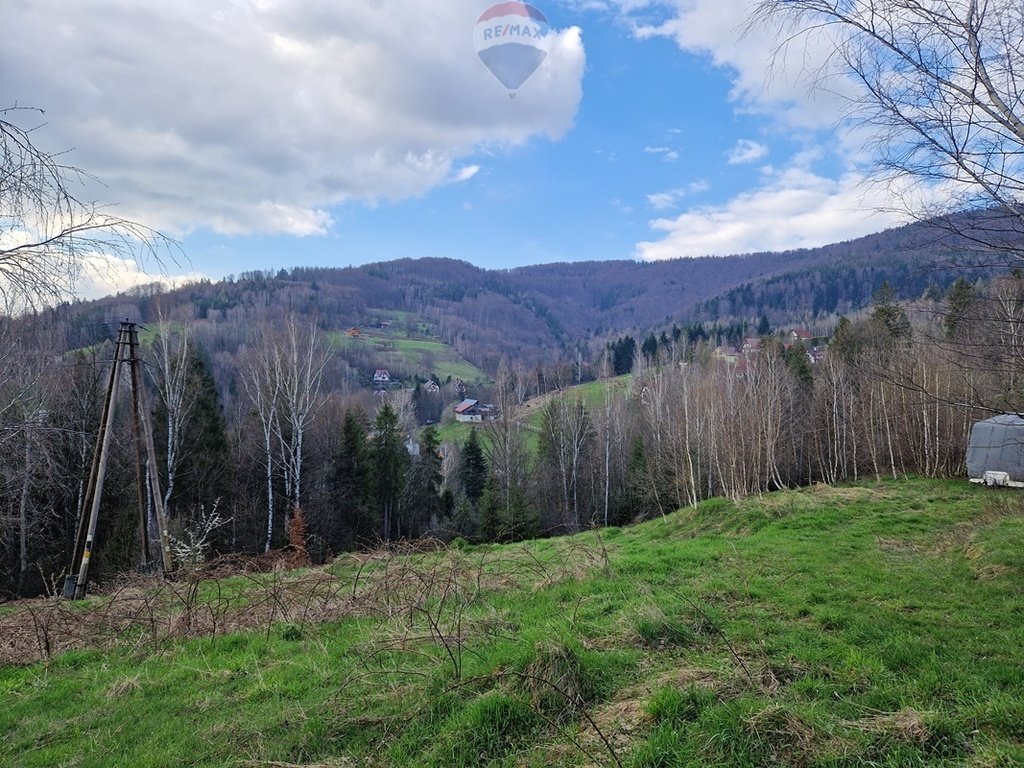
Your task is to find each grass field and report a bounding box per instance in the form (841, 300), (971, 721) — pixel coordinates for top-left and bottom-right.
(519, 375), (633, 433)
(3, 478), (1023, 766)
(330, 330), (489, 384)
(435, 419), (478, 448)
(431, 375), (634, 455)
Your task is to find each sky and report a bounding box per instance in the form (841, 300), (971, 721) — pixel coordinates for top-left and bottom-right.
(2, 0), (915, 296)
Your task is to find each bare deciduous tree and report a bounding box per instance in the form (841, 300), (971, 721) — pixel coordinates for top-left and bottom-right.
(541, 393), (590, 532)
(149, 314), (195, 520)
(754, 0), (1024, 251)
(1, 107), (175, 307)
(241, 316), (331, 552)
(485, 362), (530, 528)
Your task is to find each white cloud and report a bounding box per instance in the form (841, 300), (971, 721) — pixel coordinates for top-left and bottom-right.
(644, 145), (680, 162)
(78, 253), (209, 301)
(3, 2), (585, 237)
(452, 165), (481, 183)
(727, 139), (768, 164)
(599, 1), (929, 256)
(611, 197), (635, 215)
(623, 0), (853, 131)
(646, 179), (709, 210)
(634, 166), (912, 260)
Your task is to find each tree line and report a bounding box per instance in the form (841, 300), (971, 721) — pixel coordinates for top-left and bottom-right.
(4, 274), (1022, 598)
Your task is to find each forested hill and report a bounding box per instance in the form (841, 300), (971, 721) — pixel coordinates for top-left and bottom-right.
(56, 215), (1014, 368)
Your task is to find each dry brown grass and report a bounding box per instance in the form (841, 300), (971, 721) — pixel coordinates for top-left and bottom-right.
(849, 707), (932, 750)
(743, 704), (819, 767)
(0, 537), (607, 666)
(105, 675), (141, 698)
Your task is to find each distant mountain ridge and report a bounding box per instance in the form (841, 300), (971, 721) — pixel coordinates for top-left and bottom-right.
(55, 214), (1019, 372)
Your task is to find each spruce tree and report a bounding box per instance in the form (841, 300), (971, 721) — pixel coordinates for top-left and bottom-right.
(371, 403), (407, 541)
(459, 428), (488, 508)
(403, 425), (443, 537)
(871, 281), (911, 340)
(945, 278), (976, 341)
(331, 409), (372, 548)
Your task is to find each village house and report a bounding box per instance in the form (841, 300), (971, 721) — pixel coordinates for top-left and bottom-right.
(423, 379), (441, 394)
(453, 398), (496, 423)
(712, 346), (739, 365)
(345, 327), (361, 338)
(373, 369), (391, 384)
(787, 328), (814, 345)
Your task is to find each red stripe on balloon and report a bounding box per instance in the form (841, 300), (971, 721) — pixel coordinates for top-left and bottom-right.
(477, 2), (548, 24)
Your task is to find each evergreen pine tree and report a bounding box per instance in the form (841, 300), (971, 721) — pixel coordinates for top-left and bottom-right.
(479, 477), (502, 543)
(152, 344), (231, 527)
(459, 428), (488, 508)
(871, 281), (911, 340)
(371, 403), (408, 541)
(403, 425), (443, 537)
(945, 278), (976, 341)
(450, 496), (477, 539)
(331, 409), (372, 548)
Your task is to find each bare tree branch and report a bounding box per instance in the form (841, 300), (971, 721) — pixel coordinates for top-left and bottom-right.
(1, 106), (180, 308)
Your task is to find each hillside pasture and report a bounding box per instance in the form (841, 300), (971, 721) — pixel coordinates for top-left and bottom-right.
(2, 478), (1022, 767)
(330, 325), (488, 384)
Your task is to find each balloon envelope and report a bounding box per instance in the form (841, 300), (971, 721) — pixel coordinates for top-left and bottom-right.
(473, 2), (550, 93)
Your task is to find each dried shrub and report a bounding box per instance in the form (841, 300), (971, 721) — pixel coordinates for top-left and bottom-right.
(288, 506), (310, 567)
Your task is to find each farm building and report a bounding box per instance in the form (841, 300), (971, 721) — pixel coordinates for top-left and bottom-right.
(454, 399), (495, 423)
(966, 414), (1024, 486)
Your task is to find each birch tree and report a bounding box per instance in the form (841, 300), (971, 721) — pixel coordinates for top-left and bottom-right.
(273, 316), (331, 521)
(150, 316), (195, 518)
(540, 393), (591, 532)
(241, 315), (330, 552)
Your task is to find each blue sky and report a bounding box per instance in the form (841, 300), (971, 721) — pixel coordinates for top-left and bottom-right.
(2, 1), (905, 295)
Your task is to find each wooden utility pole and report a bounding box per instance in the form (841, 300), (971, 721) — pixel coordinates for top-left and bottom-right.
(63, 320), (174, 599)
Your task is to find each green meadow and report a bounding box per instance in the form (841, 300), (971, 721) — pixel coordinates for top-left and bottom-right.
(331, 328), (488, 384)
(2, 477), (1022, 767)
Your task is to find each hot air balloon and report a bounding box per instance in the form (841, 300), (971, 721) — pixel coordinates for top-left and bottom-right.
(473, 2), (550, 98)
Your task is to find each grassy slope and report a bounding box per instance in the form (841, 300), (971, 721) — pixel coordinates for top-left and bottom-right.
(329, 321), (489, 384)
(3, 478), (1024, 767)
(434, 375), (633, 455)
(518, 376), (633, 454)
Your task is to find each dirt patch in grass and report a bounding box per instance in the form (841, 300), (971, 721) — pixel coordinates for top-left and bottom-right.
(654, 665), (722, 691)
(539, 661), (726, 766)
(854, 708), (931, 744)
(876, 537), (923, 554)
(972, 563), (1018, 580)
(553, 683), (652, 765)
(804, 484), (881, 502)
(105, 675), (141, 698)
(237, 760), (356, 768)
